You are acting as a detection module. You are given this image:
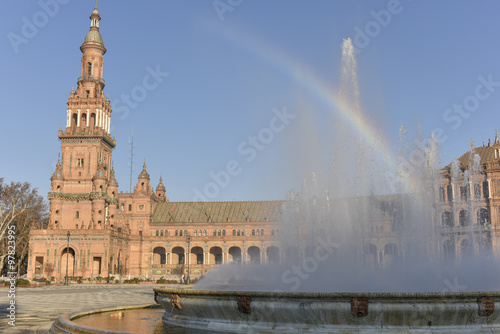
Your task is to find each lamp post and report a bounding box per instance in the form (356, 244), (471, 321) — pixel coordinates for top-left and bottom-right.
(186, 233), (191, 284)
(65, 231), (70, 285)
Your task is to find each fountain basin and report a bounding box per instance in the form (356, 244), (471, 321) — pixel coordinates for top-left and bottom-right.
(49, 304), (162, 334)
(155, 288), (500, 333)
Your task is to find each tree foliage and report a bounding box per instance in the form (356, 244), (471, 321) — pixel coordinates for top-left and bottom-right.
(0, 178), (48, 275)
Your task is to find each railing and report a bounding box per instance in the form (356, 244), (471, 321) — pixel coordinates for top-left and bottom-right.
(437, 224), (492, 233)
(78, 76), (105, 85)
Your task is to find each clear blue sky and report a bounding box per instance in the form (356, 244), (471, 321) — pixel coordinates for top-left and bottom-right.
(2, 1), (500, 202)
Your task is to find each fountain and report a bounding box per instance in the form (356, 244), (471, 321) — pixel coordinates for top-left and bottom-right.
(154, 39), (500, 333)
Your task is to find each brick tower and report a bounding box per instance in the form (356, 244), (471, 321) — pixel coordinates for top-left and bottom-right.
(48, 4), (117, 231)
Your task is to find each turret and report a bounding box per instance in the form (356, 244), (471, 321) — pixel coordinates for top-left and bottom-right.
(156, 175), (167, 201)
(135, 160), (152, 194)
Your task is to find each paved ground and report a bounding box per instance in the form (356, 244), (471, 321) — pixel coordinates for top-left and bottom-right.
(0, 283), (181, 334)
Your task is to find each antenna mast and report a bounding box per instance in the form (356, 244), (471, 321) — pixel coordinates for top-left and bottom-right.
(128, 129), (135, 192)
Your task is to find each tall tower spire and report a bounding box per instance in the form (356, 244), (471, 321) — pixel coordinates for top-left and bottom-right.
(49, 3), (116, 231)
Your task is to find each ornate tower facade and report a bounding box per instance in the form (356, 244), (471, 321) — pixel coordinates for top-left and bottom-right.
(48, 5), (117, 231)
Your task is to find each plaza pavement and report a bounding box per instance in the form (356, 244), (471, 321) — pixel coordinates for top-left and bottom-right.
(0, 283), (182, 334)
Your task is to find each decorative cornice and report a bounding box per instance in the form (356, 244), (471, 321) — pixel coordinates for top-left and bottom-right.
(48, 191), (119, 203)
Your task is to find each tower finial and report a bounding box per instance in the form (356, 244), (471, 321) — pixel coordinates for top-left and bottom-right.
(95, 0), (98, 10)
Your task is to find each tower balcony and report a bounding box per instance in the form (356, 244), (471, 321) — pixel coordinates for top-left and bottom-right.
(78, 76), (105, 87)
(59, 128), (116, 148)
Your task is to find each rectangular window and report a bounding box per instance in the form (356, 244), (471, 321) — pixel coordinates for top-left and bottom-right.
(439, 187), (445, 202)
(460, 186), (468, 201)
(474, 183), (481, 199)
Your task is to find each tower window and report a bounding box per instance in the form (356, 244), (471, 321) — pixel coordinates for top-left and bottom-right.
(86, 90), (90, 98)
(128, 204), (132, 211)
(87, 62), (92, 76)
(77, 159), (84, 167)
(75, 211), (79, 219)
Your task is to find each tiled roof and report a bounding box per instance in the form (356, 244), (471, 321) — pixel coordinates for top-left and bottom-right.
(456, 146), (495, 167)
(444, 146), (495, 171)
(152, 201), (284, 224)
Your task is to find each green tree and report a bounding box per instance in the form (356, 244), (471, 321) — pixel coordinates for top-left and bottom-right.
(0, 178), (48, 275)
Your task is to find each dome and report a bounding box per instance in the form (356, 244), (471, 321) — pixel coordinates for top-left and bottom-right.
(83, 30), (104, 44)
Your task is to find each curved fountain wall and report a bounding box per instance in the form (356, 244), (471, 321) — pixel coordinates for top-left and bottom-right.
(155, 288), (500, 333)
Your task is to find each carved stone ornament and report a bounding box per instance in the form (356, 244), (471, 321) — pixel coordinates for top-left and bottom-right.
(172, 294), (182, 310)
(237, 296), (252, 314)
(351, 297), (369, 317)
(477, 296), (495, 316)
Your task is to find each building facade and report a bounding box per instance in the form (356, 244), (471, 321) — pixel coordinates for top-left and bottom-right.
(27, 7), (286, 281)
(28, 6), (500, 282)
(436, 138), (500, 263)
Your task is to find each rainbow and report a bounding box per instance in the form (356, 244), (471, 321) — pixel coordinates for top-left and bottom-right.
(204, 21), (421, 193)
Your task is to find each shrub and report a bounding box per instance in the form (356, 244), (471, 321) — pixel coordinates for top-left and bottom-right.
(123, 277), (139, 284)
(17, 279), (31, 285)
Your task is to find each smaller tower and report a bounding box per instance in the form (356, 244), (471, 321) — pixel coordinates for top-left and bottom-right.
(135, 160), (152, 194)
(156, 175), (167, 201)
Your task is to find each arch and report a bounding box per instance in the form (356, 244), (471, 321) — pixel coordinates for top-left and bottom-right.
(247, 246), (261, 264)
(210, 246), (223, 264)
(60, 247), (76, 277)
(228, 246), (241, 264)
(72, 113), (78, 128)
(172, 246), (185, 264)
(90, 113), (96, 130)
(459, 210), (471, 227)
(477, 208), (490, 226)
(443, 239), (455, 261)
(461, 239), (473, 258)
(285, 246), (299, 264)
(153, 246), (166, 265)
(191, 246), (204, 265)
(384, 243), (398, 265)
(364, 243), (377, 267)
(442, 211), (453, 227)
(479, 232), (493, 256)
(81, 113), (87, 128)
(266, 246), (280, 264)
